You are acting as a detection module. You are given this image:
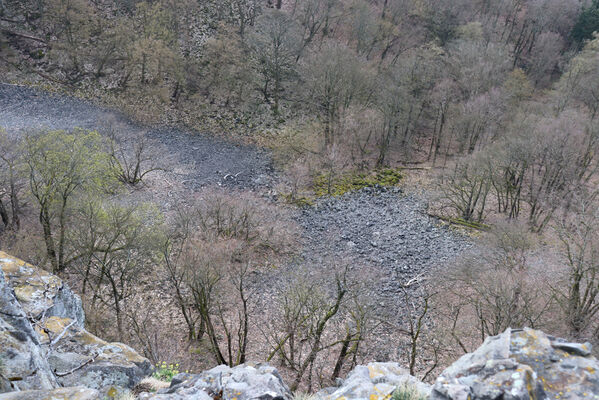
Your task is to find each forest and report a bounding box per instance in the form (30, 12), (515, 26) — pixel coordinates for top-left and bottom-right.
(2, 0), (599, 394)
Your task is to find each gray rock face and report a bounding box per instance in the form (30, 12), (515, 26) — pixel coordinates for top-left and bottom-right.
(432, 328), (599, 400)
(314, 362), (430, 400)
(36, 316), (152, 390)
(0, 252), (151, 396)
(139, 363), (292, 400)
(0, 251), (84, 327)
(0, 268), (58, 392)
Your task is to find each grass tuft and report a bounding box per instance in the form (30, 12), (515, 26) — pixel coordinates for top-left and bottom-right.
(391, 384), (428, 400)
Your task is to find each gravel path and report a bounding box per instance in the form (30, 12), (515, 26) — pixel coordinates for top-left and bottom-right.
(0, 83), (274, 190)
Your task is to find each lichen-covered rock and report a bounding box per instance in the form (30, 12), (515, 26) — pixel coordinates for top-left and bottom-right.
(139, 363), (292, 400)
(0, 252), (151, 395)
(0, 268), (57, 392)
(314, 362), (430, 400)
(0, 386), (100, 400)
(36, 316), (152, 390)
(0, 252), (84, 326)
(432, 328), (599, 400)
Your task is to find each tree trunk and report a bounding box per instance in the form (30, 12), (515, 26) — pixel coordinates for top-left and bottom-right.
(40, 206), (58, 273)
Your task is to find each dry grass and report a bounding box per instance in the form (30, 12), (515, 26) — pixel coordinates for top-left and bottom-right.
(135, 377), (171, 394)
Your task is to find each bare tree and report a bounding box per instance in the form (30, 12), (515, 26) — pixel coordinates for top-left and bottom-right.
(555, 199), (599, 338)
(249, 9), (302, 115)
(109, 132), (162, 185)
(164, 191), (297, 364)
(265, 263), (369, 391)
(437, 222), (553, 345)
(70, 200), (161, 341)
(436, 152), (492, 223)
(302, 41), (371, 148)
(0, 131), (22, 232)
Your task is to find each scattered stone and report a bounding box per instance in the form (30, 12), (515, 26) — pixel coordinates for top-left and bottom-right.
(0, 84), (274, 191)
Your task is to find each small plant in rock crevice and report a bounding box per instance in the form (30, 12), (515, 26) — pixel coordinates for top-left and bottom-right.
(391, 384), (428, 400)
(152, 362), (181, 382)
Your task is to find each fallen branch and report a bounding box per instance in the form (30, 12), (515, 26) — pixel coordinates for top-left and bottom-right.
(50, 319), (77, 346)
(54, 355), (96, 377)
(429, 214), (491, 231)
(0, 28), (46, 44)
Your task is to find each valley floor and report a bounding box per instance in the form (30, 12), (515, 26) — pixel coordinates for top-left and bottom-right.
(0, 82), (470, 372)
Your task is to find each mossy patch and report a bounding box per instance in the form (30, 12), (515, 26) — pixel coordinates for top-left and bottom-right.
(313, 168), (402, 197)
(281, 194), (315, 207)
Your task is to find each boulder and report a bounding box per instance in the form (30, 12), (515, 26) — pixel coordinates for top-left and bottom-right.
(0, 386), (100, 400)
(139, 363), (292, 400)
(0, 252), (151, 395)
(0, 252), (84, 326)
(432, 328), (599, 400)
(314, 362), (431, 400)
(36, 316), (152, 390)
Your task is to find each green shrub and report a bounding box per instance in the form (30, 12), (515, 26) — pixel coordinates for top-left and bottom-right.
(391, 384), (428, 400)
(152, 362), (180, 382)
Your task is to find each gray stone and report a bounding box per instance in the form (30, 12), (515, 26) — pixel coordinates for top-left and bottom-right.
(0, 252), (83, 327)
(0, 268), (58, 392)
(550, 340), (593, 357)
(0, 386), (100, 400)
(314, 362), (430, 400)
(140, 363), (292, 400)
(0, 252), (151, 395)
(432, 328), (599, 400)
(36, 316), (152, 390)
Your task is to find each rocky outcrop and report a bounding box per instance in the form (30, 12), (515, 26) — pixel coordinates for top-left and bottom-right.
(0, 252), (151, 396)
(0, 267), (57, 391)
(314, 362), (430, 400)
(432, 328), (599, 400)
(37, 316), (152, 389)
(139, 363), (293, 400)
(0, 252), (84, 326)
